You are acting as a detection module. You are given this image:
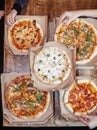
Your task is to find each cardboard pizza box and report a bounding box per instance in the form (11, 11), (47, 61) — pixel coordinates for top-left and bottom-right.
(59, 76), (97, 122)
(29, 41), (76, 91)
(1, 72), (53, 126)
(53, 11), (97, 68)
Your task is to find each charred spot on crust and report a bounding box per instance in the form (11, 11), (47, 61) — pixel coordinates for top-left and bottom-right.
(33, 20), (36, 25)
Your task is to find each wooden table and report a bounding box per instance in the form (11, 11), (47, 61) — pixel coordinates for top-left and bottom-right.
(5, 0), (97, 22)
(2, 0), (97, 127)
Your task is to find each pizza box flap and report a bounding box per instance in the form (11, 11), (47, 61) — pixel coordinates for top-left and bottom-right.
(29, 41), (76, 91)
(1, 72), (54, 124)
(4, 15), (48, 55)
(59, 76), (97, 121)
(53, 11), (97, 67)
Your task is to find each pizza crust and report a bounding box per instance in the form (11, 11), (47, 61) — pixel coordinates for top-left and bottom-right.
(65, 103), (74, 114)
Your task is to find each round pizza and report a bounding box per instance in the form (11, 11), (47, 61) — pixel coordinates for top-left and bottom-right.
(5, 75), (50, 119)
(33, 46), (72, 85)
(63, 79), (97, 115)
(8, 18), (44, 53)
(54, 19), (97, 64)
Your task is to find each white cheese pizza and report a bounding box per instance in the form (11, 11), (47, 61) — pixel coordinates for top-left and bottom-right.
(33, 46), (72, 85)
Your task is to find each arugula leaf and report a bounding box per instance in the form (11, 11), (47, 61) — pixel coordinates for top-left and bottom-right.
(72, 26), (80, 37)
(86, 32), (94, 43)
(13, 99), (17, 107)
(13, 82), (26, 92)
(36, 92), (43, 103)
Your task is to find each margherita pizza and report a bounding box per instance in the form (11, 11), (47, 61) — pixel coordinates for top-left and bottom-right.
(5, 75), (50, 119)
(54, 19), (97, 64)
(8, 19), (44, 53)
(33, 46), (72, 85)
(64, 79), (97, 115)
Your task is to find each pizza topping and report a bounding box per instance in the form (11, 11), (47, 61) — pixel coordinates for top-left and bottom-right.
(86, 102), (91, 108)
(73, 88), (79, 94)
(89, 96), (95, 101)
(37, 68), (40, 71)
(47, 54), (50, 57)
(70, 100), (76, 105)
(79, 103), (84, 108)
(69, 94), (76, 99)
(58, 54), (61, 57)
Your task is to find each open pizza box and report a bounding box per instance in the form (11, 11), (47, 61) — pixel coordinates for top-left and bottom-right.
(29, 41), (76, 91)
(59, 76), (97, 121)
(4, 15), (48, 55)
(53, 10), (97, 68)
(1, 72), (53, 125)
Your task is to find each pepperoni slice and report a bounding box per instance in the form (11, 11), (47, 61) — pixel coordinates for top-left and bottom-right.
(78, 85), (85, 91)
(83, 89), (89, 95)
(70, 100), (76, 104)
(69, 94), (76, 99)
(89, 96), (96, 101)
(79, 103), (84, 108)
(73, 88), (79, 94)
(74, 106), (86, 113)
(86, 102), (91, 108)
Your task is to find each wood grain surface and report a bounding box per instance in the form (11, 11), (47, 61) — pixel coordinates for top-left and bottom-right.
(5, 0), (97, 21)
(3, 0), (97, 127)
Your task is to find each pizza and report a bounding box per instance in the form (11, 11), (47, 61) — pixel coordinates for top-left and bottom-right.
(8, 18), (44, 53)
(33, 46), (72, 85)
(54, 19), (97, 64)
(63, 79), (97, 115)
(5, 75), (50, 119)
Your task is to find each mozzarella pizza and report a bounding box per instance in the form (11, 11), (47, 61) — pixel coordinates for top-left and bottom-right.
(5, 75), (50, 119)
(64, 79), (97, 115)
(33, 46), (72, 85)
(8, 19), (44, 53)
(54, 19), (97, 64)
